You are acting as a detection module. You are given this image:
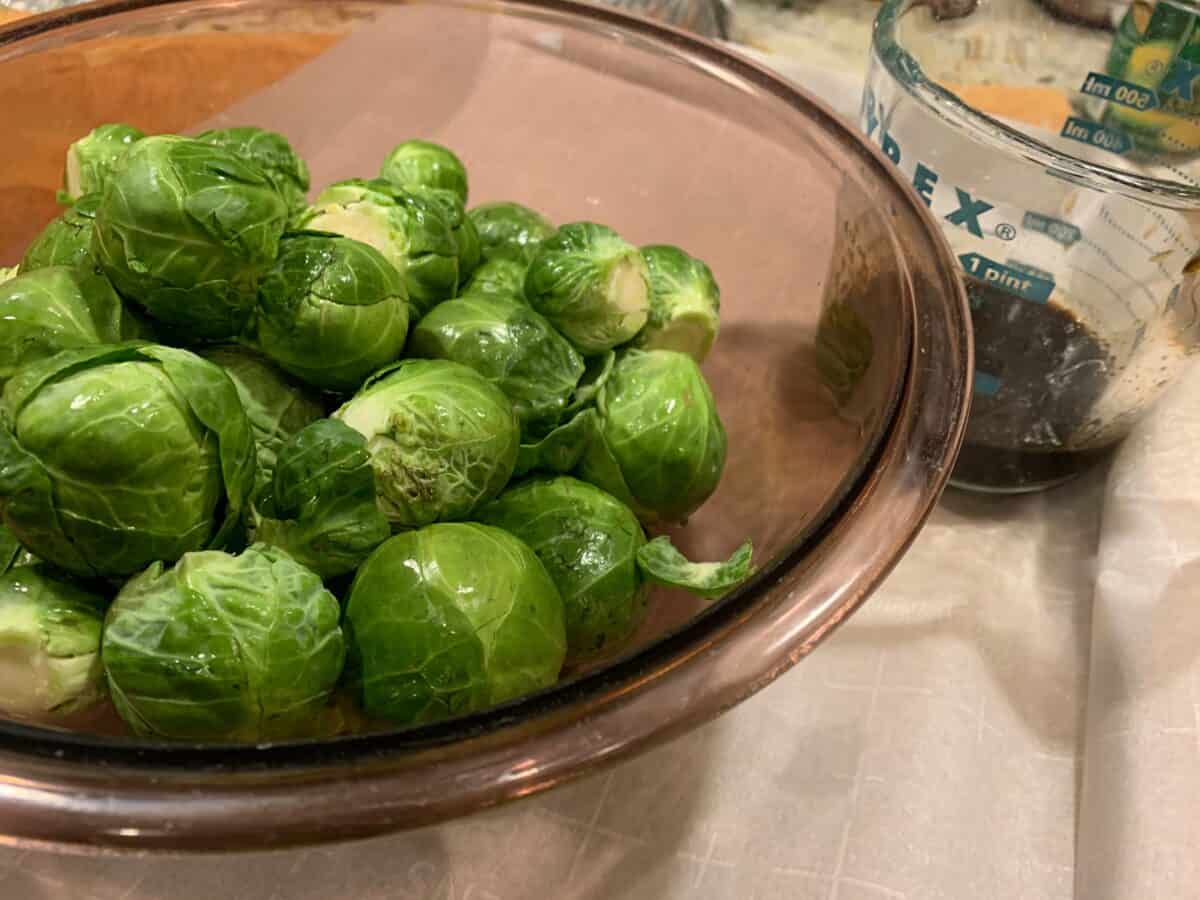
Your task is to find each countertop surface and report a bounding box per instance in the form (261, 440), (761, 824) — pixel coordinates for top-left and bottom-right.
(0, 2), (1198, 899)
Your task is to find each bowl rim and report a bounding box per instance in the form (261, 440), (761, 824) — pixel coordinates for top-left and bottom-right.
(0, 0), (971, 853)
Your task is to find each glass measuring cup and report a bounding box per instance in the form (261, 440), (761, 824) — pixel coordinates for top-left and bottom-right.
(864, 0), (1200, 492)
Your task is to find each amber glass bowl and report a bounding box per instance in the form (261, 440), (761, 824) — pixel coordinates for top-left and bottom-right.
(0, 0), (970, 852)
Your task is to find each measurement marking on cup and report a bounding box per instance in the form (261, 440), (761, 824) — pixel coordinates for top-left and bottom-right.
(1060, 116), (1132, 156)
(959, 253), (1055, 304)
(1079, 72), (1159, 111)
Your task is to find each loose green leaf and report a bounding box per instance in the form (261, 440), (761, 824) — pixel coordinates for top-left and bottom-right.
(636, 536), (754, 598)
(514, 407), (599, 477)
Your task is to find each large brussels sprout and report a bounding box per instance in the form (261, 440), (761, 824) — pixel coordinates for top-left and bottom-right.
(577, 349), (725, 523)
(0, 567), (107, 719)
(254, 419), (390, 579)
(409, 293), (585, 436)
(468, 202), (556, 265)
(0, 343), (256, 578)
(252, 232), (410, 392)
(379, 139), (469, 205)
(345, 523), (565, 724)
(19, 193), (102, 273)
(333, 359), (519, 527)
(480, 476), (754, 662)
(524, 222), (650, 354)
(197, 345), (323, 496)
(0, 267), (148, 386)
(61, 123), (144, 202)
(195, 126), (311, 222)
(93, 135), (289, 341)
(102, 544), (345, 741)
(459, 257), (527, 302)
(304, 179), (459, 318)
(633, 245), (720, 363)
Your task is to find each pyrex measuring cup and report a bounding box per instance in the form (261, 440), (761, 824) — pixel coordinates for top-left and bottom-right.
(864, 0), (1200, 492)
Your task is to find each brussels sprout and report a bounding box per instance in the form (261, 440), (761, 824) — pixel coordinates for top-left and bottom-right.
(254, 419), (390, 578)
(633, 245), (720, 363)
(0, 267), (148, 386)
(480, 476), (753, 662)
(410, 187), (480, 282)
(102, 544), (345, 741)
(93, 135), (289, 341)
(0, 343), (256, 577)
(379, 139), (469, 205)
(197, 346), (323, 496)
(195, 126), (311, 222)
(19, 193), (102, 273)
(468, 202), (555, 265)
(525, 222), (650, 354)
(333, 359), (519, 527)
(0, 567), (107, 719)
(409, 293), (585, 436)
(251, 232), (410, 392)
(459, 257), (528, 302)
(61, 123), (144, 202)
(577, 349), (725, 523)
(478, 477), (645, 661)
(345, 523), (565, 724)
(305, 179), (458, 318)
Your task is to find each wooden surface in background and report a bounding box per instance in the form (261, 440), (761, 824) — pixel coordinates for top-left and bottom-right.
(0, 23), (338, 261)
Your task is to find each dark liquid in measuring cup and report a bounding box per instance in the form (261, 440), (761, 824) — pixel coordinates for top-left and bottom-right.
(953, 278), (1115, 491)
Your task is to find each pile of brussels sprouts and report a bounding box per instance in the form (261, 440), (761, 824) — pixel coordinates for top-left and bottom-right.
(0, 125), (753, 742)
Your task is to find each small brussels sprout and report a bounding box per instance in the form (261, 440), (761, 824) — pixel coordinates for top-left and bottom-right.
(252, 232), (410, 392)
(0, 267), (148, 386)
(409, 293), (585, 436)
(254, 419), (390, 579)
(480, 476), (755, 662)
(195, 126), (311, 222)
(459, 257), (528, 302)
(468, 202), (556, 265)
(333, 359), (519, 527)
(305, 179), (459, 319)
(525, 222), (650, 354)
(633, 245), (720, 363)
(0, 567), (107, 720)
(102, 544), (345, 741)
(577, 349), (726, 523)
(345, 523), (565, 724)
(197, 346), (324, 496)
(19, 193), (102, 273)
(93, 135), (289, 341)
(379, 139), (469, 205)
(61, 123), (144, 202)
(410, 186), (480, 282)
(0, 343), (256, 578)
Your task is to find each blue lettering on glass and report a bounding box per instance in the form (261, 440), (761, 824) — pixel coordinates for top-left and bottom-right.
(944, 189), (994, 239)
(959, 253), (1055, 303)
(1022, 211), (1081, 248)
(1060, 116), (1132, 156)
(912, 162), (938, 207)
(881, 132), (901, 163)
(1079, 72), (1159, 111)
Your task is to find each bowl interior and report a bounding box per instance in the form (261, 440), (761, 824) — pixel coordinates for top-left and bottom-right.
(0, 0), (912, 747)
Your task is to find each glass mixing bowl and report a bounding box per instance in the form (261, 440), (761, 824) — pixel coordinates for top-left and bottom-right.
(0, 0), (971, 852)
